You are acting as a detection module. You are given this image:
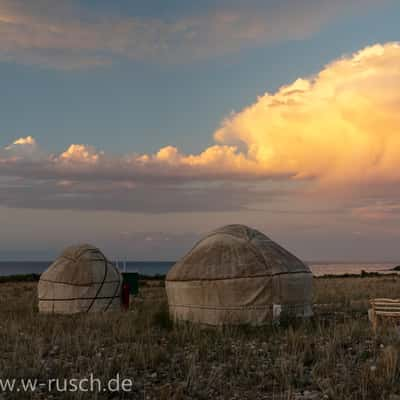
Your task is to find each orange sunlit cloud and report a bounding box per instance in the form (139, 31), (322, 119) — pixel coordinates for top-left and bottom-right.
(213, 42), (400, 184)
(58, 145), (102, 164)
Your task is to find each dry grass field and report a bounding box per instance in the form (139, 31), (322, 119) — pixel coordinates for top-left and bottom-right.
(1, 277), (400, 399)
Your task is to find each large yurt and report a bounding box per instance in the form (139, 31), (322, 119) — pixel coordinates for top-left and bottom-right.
(166, 225), (313, 325)
(38, 244), (122, 314)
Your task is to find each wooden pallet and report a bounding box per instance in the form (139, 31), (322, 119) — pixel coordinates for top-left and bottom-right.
(369, 298), (400, 332)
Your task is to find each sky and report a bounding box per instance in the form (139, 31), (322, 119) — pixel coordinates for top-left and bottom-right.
(1, 0), (400, 261)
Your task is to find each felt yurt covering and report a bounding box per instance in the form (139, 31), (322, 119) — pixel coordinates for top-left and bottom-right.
(166, 225), (313, 325)
(38, 244), (122, 314)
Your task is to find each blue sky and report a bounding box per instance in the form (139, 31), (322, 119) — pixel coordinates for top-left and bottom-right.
(1, 0), (400, 260)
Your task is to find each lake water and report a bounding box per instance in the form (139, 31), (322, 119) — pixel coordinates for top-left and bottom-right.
(0, 261), (398, 277)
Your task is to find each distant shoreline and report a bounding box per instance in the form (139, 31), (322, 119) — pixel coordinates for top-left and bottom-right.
(0, 261), (398, 275)
(1, 269), (400, 284)
(0, 272), (167, 284)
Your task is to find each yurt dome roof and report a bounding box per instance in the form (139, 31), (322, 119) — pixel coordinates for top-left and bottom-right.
(166, 224), (310, 282)
(41, 244), (110, 286)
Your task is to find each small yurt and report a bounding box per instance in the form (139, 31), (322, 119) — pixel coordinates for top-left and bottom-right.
(38, 244), (122, 314)
(166, 225), (313, 325)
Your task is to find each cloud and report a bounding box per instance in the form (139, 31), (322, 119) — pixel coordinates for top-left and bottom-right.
(0, 0), (386, 69)
(1, 135), (41, 160)
(1, 42), (400, 214)
(351, 202), (400, 221)
(0, 136), (289, 212)
(58, 144), (102, 164)
(0, 138), (274, 183)
(0, 175), (287, 213)
(115, 231), (201, 261)
(4, 135), (36, 149)
(11, 136), (35, 146)
(214, 42), (400, 184)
